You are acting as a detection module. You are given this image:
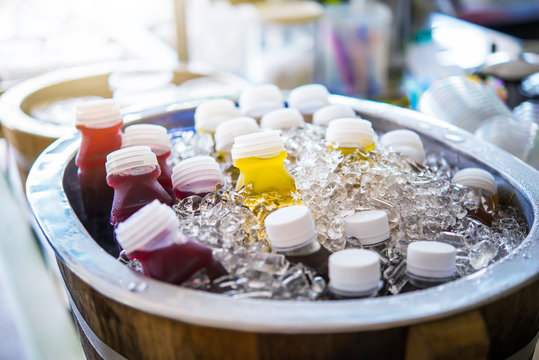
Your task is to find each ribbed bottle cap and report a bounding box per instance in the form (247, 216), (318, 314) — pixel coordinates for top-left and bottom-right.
(264, 205), (317, 251)
(214, 117), (259, 153)
(194, 98), (241, 132)
(451, 168), (497, 196)
(231, 130), (285, 160)
(260, 108), (304, 130)
(105, 145), (158, 175)
(288, 84), (330, 115)
(313, 104), (356, 127)
(239, 84), (284, 118)
(115, 200), (186, 254)
(407, 241), (456, 279)
(329, 249), (381, 295)
(75, 99), (122, 128)
(344, 210), (390, 245)
(171, 156), (224, 189)
(326, 118), (375, 148)
(380, 129), (425, 163)
(122, 124), (170, 154)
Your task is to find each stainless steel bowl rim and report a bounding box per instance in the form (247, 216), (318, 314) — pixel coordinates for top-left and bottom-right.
(27, 95), (539, 333)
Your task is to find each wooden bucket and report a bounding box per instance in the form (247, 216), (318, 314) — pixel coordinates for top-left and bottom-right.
(0, 61), (248, 187)
(27, 97), (539, 360)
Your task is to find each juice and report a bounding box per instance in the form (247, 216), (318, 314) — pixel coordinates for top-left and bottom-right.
(325, 118), (376, 157)
(172, 156), (225, 200)
(106, 146), (173, 226)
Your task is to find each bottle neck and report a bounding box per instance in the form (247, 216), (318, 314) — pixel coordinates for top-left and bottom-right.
(277, 236), (320, 256)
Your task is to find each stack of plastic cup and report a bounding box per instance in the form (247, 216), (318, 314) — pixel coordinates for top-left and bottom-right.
(380, 129), (425, 164)
(261, 108), (304, 130)
(194, 99), (241, 133)
(214, 117), (259, 153)
(313, 104), (356, 127)
(239, 84), (284, 118)
(418, 76), (513, 132)
(287, 84), (330, 115)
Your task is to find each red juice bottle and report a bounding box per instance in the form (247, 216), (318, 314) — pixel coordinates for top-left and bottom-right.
(122, 124), (174, 197)
(115, 200), (227, 285)
(171, 156), (225, 200)
(106, 146), (173, 226)
(75, 100), (123, 224)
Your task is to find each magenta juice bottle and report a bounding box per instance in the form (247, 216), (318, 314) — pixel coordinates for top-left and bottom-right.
(115, 200), (227, 285)
(106, 146), (173, 226)
(75, 100), (123, 222)
(265, 205), (330, 281)
(122, 124), (174, 197)
(171, 156), (225, 200)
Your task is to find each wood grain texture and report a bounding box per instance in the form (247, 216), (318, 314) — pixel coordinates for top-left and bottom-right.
(57, 258), (539, 360)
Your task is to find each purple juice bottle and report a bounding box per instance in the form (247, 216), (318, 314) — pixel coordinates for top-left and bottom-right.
(171, 156), (225, 200)
(122, 124), (174, 197)
(115, 200), (227, 285)
(106, 146), (173, 226)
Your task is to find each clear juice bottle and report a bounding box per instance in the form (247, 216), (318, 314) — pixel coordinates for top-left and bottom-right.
(265, 205), (330, 280)
(122, 124), (174, 197)
(328, 249), (382, 299)
(115, 200), (227, 285)
(106, 146), (174, 226)
(451, 167), (498, 226)
(231, 130), (296, 195)
(325, 117), (376, 156)
(172, 156), (225, 200)
(194, 98), (240, 134)
(75, 100), (123, 224)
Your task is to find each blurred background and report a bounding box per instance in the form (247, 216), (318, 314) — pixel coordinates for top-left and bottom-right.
(0, 0), (538, 359)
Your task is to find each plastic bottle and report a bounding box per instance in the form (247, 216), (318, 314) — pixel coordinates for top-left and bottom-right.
(406, 241), (456, 288)
(239, 84), (284, 118)
(172, 156), (225, 200)
(265, 205), (330, 280)
(122, 124), (174, 197)
(214, 117), (259, 156)
(231, 131), (296, 195)
(106, 146), (174, 226)
(325, 117), (376, 156)
(194, 98), (240, 133)
(75, 99), (123, 223)
(260, 108), (304, 130)
(380, 129), (425, 164)
(328, 249), (382, 299)
(115, 200), (227, 285)
(452, 167), (498, 226)
(312, 104), (356, 127)
(287, 84), (330, 116)
(344, 210), (390, 247)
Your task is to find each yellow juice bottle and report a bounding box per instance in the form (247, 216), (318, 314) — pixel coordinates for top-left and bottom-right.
(231, 131), (296, 195)
(325, 118), (376, 156)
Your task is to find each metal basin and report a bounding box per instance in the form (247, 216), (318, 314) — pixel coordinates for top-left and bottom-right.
(26, 96), (539, 359)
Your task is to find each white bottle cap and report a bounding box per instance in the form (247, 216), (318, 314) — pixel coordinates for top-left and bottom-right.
(239, 84), (284, 118)
(326, 118), (375, 149)
(451, 168), (497, 196)
(407, 241), (456, 279)
(329, 249), (381, 296)
(115, 200), (186, 254)
(313, 104), (356, 127)
(105, 145), (158, 176)
(122, 124), (171, 154)
(194, 98), (241, 132)
(264, 205), (317, 251)
(260, 108), (304, 130)
(171, 156), (224, 189)
(214, 117), (259, 153)
(288, 84), (330, 115)
(75, 99), (123, 128)
(231, 130), (285, 160)
(344, 210), (390, 246)
(380, 129), (425, 164)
